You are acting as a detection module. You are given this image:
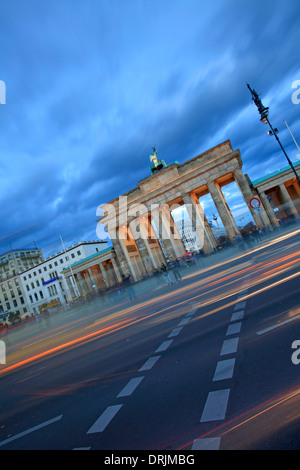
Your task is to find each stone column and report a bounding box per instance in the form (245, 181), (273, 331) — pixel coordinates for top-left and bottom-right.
(160, 206), (186, 258)
(77, 272), (89, 295)
(151, 206), (185, 260)
(207, 181), (240, 241)
(279, 183), (299, 218)
(88, 268), (98, 293)
(233, 169), (273, 230)
(92, 266), (105, 290)
(136, 215), (165, 269)
(182, 193), (216, 253)
(65, 276), (76, 299)
(83, 270), (94, 293)
(106, 260), (119, 284)
(259, 192), (280, 228)
(288, 183), (300, 212)
(111, 257), (122, 282)
(74, 274), (84, 296)
(117, 224), (145, 281)
(293, 182), (300, 198)
(109, 231), (129, 276)
(99, 262), (110, 288)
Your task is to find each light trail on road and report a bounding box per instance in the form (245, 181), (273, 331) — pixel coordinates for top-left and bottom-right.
(1, 235), (299, 384)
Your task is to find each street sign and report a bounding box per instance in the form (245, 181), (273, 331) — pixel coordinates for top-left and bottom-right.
(249, 197), (261, 209)
(254, 207), (262, 214)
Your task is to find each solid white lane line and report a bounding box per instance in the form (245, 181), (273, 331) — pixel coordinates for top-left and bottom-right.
(213, 358), (235, 381)
(139, 355), (161, 372)
(168, 327), (183, 338)
(155, 340), (173, 353)
(234, 301), (246, 311)
(200, 389), (230, 422)
(226, 322), (242, 336)
(192, 437), (221, 450)
(0, 415), (63, 447)
(87, 405), (123, 434)
(256, 313), (300, 336)
(117, 377), (145, 398)
(220, 337), (239, 356)
(230, 310), (244, 322)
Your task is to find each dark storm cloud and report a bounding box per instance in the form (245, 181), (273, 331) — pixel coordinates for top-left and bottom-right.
(0, 0), (300, 256)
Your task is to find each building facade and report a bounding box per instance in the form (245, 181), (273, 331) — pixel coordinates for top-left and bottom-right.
(61, 246), (123, 298)
(0, 248), (44, 319)
(20, 241), (108, 315)
(252, 161), (300, 224)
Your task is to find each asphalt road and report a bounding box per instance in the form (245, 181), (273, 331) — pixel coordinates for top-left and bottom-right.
(0, 226), (300, 451)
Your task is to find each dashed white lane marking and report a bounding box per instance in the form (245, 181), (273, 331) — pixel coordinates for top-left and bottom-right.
(234, 301), (246, 311)
(256, 313), (300, 336)
(178, 317), (190, 326)
(213, 358), (235, 381)
(200, 389), (230, 422)
(155, 339), (174, 353)
(87, 405), (123, 434)
(185, 309), (197, 317)
(117, 377), (145, 398)
(168, 327), (183, 338)
(226, 322), (242, 336)
(0, 415), (63, 447)
(220, 337), (239, 356)
(139, 355), (161, 372)
(230, 310), (244, 322)
(194, 283), (249, 449)
(73, 447), (91, 450)
(192, 437), (221, 450)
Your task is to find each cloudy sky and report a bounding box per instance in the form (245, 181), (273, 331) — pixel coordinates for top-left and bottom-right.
(0, 0), (300, 256)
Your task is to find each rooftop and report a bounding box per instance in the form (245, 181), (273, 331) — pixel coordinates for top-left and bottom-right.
(0, 247), (42, 258)
(252, 160), (300, 186)
(62, 246), (114, 272)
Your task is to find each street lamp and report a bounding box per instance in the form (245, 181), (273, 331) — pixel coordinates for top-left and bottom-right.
(247, 84), (300, 186)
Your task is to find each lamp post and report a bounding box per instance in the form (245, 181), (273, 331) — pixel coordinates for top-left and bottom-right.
(247, 84), (300, 186)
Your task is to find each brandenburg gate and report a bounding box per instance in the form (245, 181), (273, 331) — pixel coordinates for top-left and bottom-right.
(97, 140), (274, 281)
